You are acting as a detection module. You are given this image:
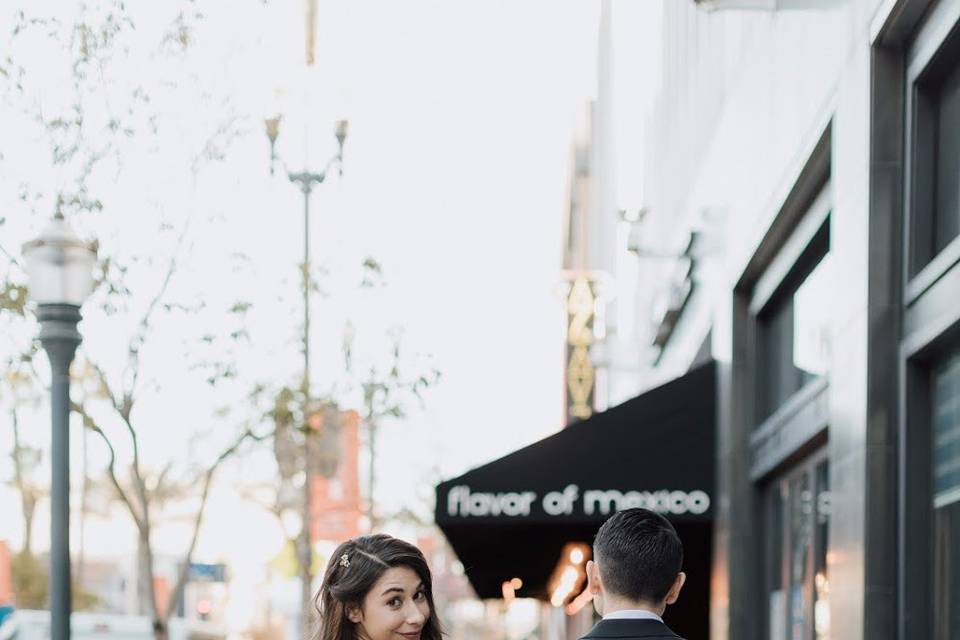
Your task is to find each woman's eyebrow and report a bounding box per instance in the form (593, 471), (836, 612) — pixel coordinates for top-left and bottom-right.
(380, 581), (424, 597)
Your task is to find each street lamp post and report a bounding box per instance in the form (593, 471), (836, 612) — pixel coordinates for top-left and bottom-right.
(22, 212), (97, 640)
(265, 115), (347, 636)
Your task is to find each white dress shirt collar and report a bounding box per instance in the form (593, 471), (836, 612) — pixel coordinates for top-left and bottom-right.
(603, 608), (663, 623)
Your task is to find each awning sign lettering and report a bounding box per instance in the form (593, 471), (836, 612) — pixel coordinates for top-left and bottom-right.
(445, 484), (710, 518)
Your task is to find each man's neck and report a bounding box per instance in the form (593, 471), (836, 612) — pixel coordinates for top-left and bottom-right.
(601, 595), (665, 618)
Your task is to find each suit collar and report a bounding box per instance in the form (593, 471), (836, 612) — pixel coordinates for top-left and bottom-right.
(581, 618), (681, 639)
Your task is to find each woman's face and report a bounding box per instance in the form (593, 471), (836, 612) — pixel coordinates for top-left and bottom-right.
(349, 566), (430, 640)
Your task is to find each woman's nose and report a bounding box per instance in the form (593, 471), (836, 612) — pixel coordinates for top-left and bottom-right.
(405, 602), (426, 625)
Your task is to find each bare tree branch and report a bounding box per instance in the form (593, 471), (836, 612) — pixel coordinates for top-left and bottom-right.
(10, 407), (40, 555)
(0, 244), (23, 270)
(83, 357), (153, 535)
(121, 213), (193, 413)
(73, 400), (145, 529)
(113, 217), (198, 551)
(236, 484), (282, 519)
(89, 360), (120, 411)
(163, 426), (269, 623)
(152, 460), (176, 503)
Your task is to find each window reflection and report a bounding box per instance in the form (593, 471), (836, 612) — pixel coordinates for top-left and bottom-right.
(765, 455), (830, 640)
(794, 254), (833, 377)
(755, 224), (831, 424)
(814, 461), (830, 640)
(933, 504), (960, 640)
(933, 352), (960, 639)
(912, 32), (960, 271)
(789, 474), (811, 640)
(768, 485), (785, 640)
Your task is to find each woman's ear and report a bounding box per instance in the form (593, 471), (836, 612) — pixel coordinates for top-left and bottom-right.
(346, 604), (363, 624)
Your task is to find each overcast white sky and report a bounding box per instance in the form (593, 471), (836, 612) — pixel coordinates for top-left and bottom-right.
(0, 0), (604, 573)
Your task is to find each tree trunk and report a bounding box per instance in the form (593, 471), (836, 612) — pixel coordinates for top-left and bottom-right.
(139, 531), (168, 640)
(151, 619), (168, 640)
(23, 502), (34, 557)
(12, 409), (37, 556)
(137, 529), (159, 619)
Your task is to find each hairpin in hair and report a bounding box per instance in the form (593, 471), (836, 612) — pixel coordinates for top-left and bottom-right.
(339, 553), (350, 568)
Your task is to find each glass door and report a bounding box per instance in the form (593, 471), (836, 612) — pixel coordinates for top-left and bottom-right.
(763, 450), (830, 640)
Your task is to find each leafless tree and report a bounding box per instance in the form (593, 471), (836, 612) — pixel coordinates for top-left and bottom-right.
(0, 2), (265, 636)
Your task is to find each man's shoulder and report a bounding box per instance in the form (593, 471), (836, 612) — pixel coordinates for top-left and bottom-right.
(580, 618), (685, 640)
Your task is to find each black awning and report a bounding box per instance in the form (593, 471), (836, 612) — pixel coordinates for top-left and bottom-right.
(434, 361), (716, 600)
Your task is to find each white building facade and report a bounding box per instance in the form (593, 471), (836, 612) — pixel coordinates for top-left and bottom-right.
(574, 0), (960, 639)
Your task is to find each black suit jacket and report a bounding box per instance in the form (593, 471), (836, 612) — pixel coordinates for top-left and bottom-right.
(580, 618), (684, 640)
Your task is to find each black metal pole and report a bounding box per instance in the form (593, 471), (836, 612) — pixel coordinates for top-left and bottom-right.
(288, 170), (323, 637)
(285, 167), (329, 638)
(299, 178), (313, 638)
(37, 303), (82, 640)
(300, 178), (312, 401)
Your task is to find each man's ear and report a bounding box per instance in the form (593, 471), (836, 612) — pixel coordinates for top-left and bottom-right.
(585, 560), (602, 595)
(586, 559), (605, 617)
(664, 572), (686, 605)
(346, 604), (363, 624)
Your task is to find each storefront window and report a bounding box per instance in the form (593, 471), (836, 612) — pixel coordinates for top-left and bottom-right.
(933, 352), (960, 639)
(813, 460), (830, 640)
(913, 27), (960, 273)
(767, 486), (786, 640)
(788, 472), (812, 640)
(764, 453), (830, 640)
(755, 224), (831, 424)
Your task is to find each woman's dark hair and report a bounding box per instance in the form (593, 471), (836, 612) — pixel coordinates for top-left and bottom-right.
(313, 534), (443, 640)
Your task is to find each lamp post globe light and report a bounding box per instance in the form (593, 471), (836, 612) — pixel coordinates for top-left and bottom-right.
(265, 114), (347, 637)
(21, 212), (98, 640)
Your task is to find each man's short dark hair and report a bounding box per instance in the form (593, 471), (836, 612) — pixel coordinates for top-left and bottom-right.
(593, 507), (683, 602)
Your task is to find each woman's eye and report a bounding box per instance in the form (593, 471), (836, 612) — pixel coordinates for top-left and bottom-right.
(413, 591), (426, 601)
(387, 598), (401, 608)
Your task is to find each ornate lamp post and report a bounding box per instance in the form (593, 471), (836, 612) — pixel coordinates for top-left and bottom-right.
(21, 212), (97, 640)
(265, 115), (347, 636)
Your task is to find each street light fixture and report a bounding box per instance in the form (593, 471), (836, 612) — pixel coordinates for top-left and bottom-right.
(22, 212), (98, 640)
(265, 114), (347, 637)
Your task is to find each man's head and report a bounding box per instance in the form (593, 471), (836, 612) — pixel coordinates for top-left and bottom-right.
(586, 508), (686, 616)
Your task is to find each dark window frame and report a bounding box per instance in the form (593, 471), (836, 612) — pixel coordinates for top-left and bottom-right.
(752, 219), (831, 425)
(744, 182), (832, 464)
(746, 190), (833, 639)
(904, 0), (960, 297)
(901, 324), (960, 639)
(897, 6), (960, 636)
(728, 121), (831, 640)
(866, 1), (960, 639)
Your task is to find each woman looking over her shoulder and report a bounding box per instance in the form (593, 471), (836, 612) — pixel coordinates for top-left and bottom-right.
(313, 534), (444, 640)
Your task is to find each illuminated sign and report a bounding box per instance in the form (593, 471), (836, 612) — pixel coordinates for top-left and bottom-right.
(444, 484), (711, 519)
(565, 276), (596, 421)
